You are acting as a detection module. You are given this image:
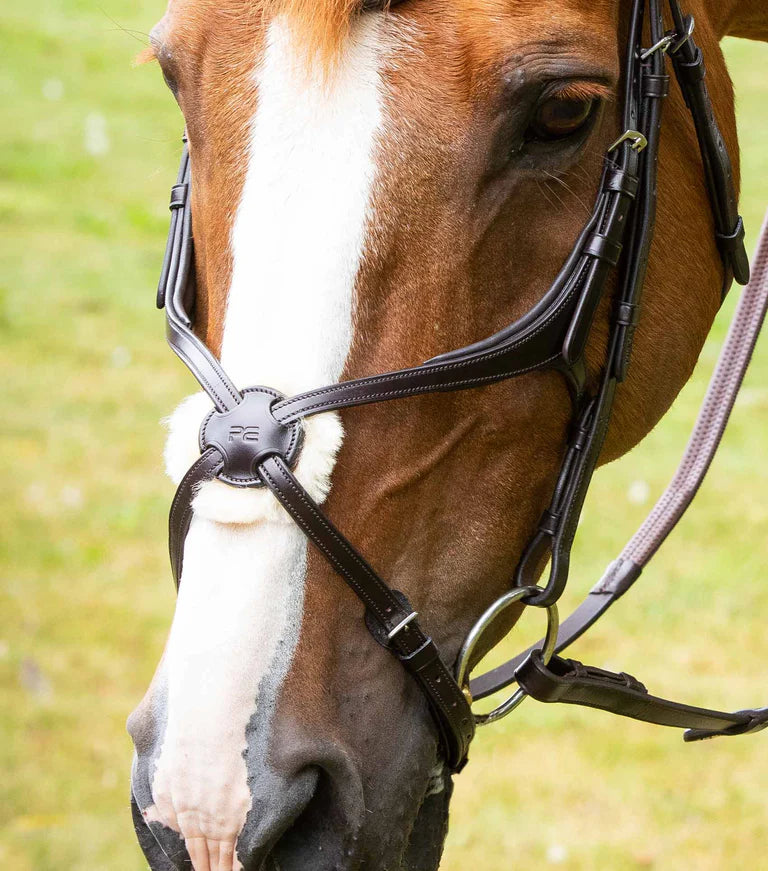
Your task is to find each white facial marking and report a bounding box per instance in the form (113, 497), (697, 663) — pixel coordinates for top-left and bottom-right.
(153, 15), (386, 871)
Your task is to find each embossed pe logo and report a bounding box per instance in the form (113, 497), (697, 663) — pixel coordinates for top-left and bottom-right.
(228, 425), (260, 443)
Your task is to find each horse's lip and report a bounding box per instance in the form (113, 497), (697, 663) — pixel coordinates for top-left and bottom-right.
(131, 790), (190, 871)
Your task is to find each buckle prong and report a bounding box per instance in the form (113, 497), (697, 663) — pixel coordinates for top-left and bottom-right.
(639, 34), (676, 60)
(388, 611), (419, 640)
(608, 129), (648, 153)
(669, 16), (695, 55)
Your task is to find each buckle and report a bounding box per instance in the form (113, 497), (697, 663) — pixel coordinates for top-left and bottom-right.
(387, 610), (419, 640)
(669, 15), (695, 55)
(639, 33), (676, 61)
(640, 18), (695, 62)
(608, 129), (648, 153)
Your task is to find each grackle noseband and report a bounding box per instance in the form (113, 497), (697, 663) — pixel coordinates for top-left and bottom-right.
(153, 0), (768, 772)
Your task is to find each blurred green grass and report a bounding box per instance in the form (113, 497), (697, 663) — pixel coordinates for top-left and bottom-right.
(0, 3), (766, 869)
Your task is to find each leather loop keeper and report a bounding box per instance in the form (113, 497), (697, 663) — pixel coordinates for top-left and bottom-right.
(642, 73), (670, 99)
(583, 232), (623, 266)
(716, 215), (746, 253)
(602, 169), (639, 199)
(396, 637), (439, 672)
(538, 510), (560, 537)
(169, 184), (187, 210)
(675, 46), (706, 85)
(615, 301), (640, 327)
(571, 425), (590, 453)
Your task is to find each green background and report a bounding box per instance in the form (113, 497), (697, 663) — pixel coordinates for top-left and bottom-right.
(1, 2), (766, 868)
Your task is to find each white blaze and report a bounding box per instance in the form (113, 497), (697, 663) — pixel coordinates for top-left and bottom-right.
(153, 16), (386, 871)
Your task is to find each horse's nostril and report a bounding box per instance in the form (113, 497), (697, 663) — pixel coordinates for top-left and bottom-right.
(262, 763), (365, 871)
(234, 764), (320, 871)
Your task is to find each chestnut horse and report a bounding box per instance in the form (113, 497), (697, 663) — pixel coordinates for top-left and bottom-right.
(128, 0), (768, 869)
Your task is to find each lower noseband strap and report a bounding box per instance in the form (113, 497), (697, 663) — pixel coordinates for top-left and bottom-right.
(256, 453), (475, 771)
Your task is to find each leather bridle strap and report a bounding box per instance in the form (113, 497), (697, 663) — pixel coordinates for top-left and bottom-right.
(158, 143), (242, 413)
(516, 652), (768, 741)
(666, 0), (750, 290)
(168, 447), (224, 582)
(257, 455), (475, 770)
(473, 207), (768, 724)
(166, 448), (475, 770)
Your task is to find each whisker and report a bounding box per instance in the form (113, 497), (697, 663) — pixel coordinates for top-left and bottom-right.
(536, 180), (560, 213)
(542, 170), (591, 214)
(542, 178), (570, 212)
(98, 9), (151, 44)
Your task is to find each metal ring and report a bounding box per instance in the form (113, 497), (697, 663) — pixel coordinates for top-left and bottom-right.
(455, 586), (559, 726)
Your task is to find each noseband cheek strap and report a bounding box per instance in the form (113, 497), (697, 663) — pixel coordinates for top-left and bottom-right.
(154, 0), (764, 772)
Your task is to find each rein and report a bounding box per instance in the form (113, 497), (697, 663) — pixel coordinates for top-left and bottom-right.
(154, 0), (767, 772)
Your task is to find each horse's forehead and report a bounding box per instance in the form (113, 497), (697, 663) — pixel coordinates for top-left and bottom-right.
(157, 0), (620, 68)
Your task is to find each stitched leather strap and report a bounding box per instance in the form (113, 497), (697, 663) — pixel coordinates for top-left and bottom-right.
(516, 652), (768, 741)
(257, 455), (474, 770)
(667, 0), (750, 289)
(166, 446), (475, 770)
(168, 447), (224, 585)
(157, 143), (242, 413)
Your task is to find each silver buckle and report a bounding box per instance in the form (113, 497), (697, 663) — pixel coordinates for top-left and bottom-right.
(639, 33), (676, 60)
(387, 610), (419, 640)
(669, 16), (695, 55)
(608, 129), (648, 153)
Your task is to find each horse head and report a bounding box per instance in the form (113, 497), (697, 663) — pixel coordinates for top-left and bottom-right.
(127, 0), (762, 868)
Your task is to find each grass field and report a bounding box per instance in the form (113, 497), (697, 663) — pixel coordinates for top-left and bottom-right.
(1, 3), (767, 869)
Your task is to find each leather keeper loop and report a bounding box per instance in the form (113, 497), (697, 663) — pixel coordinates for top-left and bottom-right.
(603, 169), (639, 199)
(642, 73), (670, 99)
(538, 510), (560, 537)
(570, 424), (590, 452)
(716, 215), (746, 253)
(397, 637), (438, 672)
(169, 184), (187, 210)
(675, 47), (706, 85)
(583, 232), (623, 266)
(615, 301), (640, 327)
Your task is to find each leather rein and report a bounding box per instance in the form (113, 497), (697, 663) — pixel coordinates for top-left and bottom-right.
(154, 0), (767, 772)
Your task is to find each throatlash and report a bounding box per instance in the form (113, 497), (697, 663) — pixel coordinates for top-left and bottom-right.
(155, 0), (768, 773)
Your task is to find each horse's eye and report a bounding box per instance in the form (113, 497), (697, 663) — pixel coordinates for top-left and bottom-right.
(161, 68), (179, 99)
(528, 96), (596, 141)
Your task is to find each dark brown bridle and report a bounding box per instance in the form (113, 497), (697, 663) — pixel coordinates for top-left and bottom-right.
(153, 0), (767, 773)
